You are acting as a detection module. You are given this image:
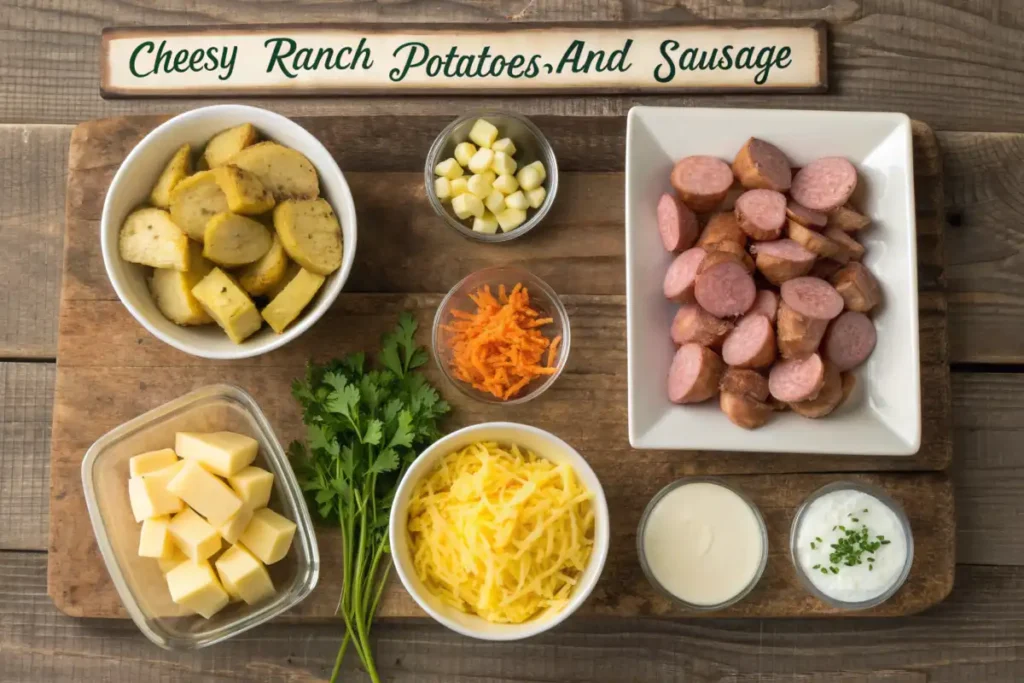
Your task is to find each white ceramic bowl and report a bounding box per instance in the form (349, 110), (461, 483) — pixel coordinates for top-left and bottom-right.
(626, 107), (919, 455)
(101, 105), (357, 360)
(389, 422), (610, 640)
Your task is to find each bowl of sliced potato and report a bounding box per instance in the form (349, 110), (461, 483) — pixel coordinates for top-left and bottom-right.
(102, 105), (357, 359)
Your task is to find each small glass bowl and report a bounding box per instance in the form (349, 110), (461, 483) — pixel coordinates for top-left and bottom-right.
(424, 111), (559, 243)
(81, 384), (320, 650)
(637, 477), (768, 612)
(789, 480), (914, 611)
(432, 266), (570, 405)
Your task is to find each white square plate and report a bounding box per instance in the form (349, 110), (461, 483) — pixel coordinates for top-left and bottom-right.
(626, 107), (920, 455)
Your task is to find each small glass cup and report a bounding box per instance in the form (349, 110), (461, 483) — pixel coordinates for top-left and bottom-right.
(432, 265), (570, 405)
(424, 111), (559, 243)
(789, 480), (914, 610)
(81, 384), (319, 649)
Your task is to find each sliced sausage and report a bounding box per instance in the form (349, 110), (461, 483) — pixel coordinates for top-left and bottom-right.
(749, 290), (779, 322)
(732, 138), (792, 192)
(809, 258), (843, 280)
(720, 367), (769, 402)
(790, 362), (844, 418)
(670, 304), (733, 348)
(698, 212), (747, 249)
(824, 227), (865, 263)
(769, 353), (826, 403)
(786, 200), (827, 230)
(826, 204), (870, 233)
(657, 192), (699, 253)
(670, 156), (734, 213)
(694, 260), (757, 318)
(776, 300), (828, 358)
(668, 343), (725, 404)
(787, 219), (841, 259)
(663, 247), (707, 303)
(705, 239), (755, 273)
(780, 277), (845, 321)
(823, 311), (877, 371)
(790, 157), (858, 213)
(840, 372), (857, 405)
(751, 239), (816, 285)
(831, 262), (882, 313)
(722, 314), (776, 369)
(720, 391), (773, 430)
(735, 189), (787, 241)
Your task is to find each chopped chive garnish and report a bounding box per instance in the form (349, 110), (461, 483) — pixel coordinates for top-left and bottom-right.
(810, 542), (816, 549)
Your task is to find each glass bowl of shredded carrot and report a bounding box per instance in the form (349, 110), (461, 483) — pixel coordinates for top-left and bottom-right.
(432, 266), (570, 404)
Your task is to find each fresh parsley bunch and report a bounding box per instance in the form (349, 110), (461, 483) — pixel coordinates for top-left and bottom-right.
(289, 313), (450, 683)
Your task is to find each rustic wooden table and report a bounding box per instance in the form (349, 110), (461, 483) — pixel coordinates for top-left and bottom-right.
(1, 1), (1022, 681)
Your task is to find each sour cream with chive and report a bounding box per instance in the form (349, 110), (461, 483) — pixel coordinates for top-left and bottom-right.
(794, 487), (911, 604)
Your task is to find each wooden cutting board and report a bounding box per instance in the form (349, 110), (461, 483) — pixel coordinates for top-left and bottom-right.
(49, 115), (954, 620)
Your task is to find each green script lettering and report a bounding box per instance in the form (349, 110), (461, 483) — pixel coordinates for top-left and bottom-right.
(265, 37), (298, 78)
(391, 41), (429, 81)
(129, 41), (155, 77)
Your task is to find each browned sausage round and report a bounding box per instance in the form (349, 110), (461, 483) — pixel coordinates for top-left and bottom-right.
(840, 372), (857, 405)
(790, 362), (844, 418)
(698, 212), (747, 249)
(776, 300), (829, 358)
(722, 313), (776, 369)
(668, 343), (725, 404)
(809, 258), (843, 280)
(720, 391), (773, 430)
(657, 192), (699, 253)
(705, 239), (755, 273)
(735, 189), (787, 241)
(720, 367), (769, 401)
(780, 277), (844, 321)
(694, 260), (757, 318)
(749, 290), (779, 322)
(787, 219), (841, 259)
(769, 352), (826, 403)
(786, 200), (827, 229)
(830, 262), (882, 313)
(826, 205), (870, 233)
(823, 311), (877, 371)
(823, 227), (865, 263)
(751, 239), (816, 285)
(670, 304), (733, 348)
(663, 247), (707, 303)
(732, 138), (792, 192)
(790, 157), (858, 213)
(670, 156), (734, 213)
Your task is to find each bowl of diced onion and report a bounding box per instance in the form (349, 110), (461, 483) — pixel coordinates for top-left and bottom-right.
(389, 422), (609, 640)
(424, 112), (559, 242)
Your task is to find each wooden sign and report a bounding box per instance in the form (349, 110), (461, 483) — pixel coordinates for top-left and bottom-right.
(101, 22), (827, 98)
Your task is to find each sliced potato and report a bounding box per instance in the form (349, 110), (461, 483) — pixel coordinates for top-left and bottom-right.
(203, 212), (273, 267)
(191, 268), (263, 343)
(169, 170), (229, 241)
(273, 199), (342, 276)
(229, 142), (319, 200)
(150, 242), (214, 325)
(239, 235), (289, 296)
(214, 164), (275, 215)
(261, 268), (326, 334)
(119, 207), (190, 271)
(265, 260), (301, 300)
(203, 123), (258, 169)
(149, 144), (193, 209)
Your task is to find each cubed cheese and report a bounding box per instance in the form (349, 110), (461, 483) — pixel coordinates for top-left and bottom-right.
(239, 508), (296, 565)
(527, 186), (548, 209)
(472, 212), (500, 235)
(158, 545), (190, 573)
(167, 460), (243, 527)
(165, 559), (230, 619)
(129, 449), (179, 477)
(496, 208), (528, 232)
(484, 190), (506, 215)
(228, 466), (275, 509)
(504, 191), (530, 211)
(449, 177), (470, 197)
(491, 151), (517, 176)
(453, 142), (477, 167)
(451, 193), (485, 220)
(138, 515), (175, 558)
(491, 137), (517, 156)
(434, 177), (452, 201)
(175, 431), (258, 478)
(218, 504), (254, 545)
(467, 174), (493, 199)
(493, 174), (519, 195)
(467, 148), (495, 174)
(479, 170), (497, 185)
(261, 267), (326, 334)
(468, 119), (499, 149)
(215, 544), (276, 605)
(190, 268), (262, 344)
(168, 507), (222, 562)
(434, 158), (463, 180)
(128, 462), (186, 522)
(516, 161), (546, 191)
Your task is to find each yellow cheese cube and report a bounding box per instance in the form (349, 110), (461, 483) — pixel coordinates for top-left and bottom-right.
(165, 559), (230, 619)
(167, 460), (243, 527)
(468, 119), (499, 149)
(449, 177), (470, 197)
(128, 462), (185, 522)
(175, 431), (258, 478)
(484, 189), (506, 215)
(168, 507), (222, 561)
(228, 466), (275, 509)
(493, 173), (519, 195)
(261, 267), (326, 334)
(473, 212), (500, 235)
(138, 515), (175, 558)
(434, 177), (452, 201)
(239, 508), (296, 565)
(129, 449), (179, 477)
(527, 186), (548, 209)
(434, 158), (463, 180)
(491, 137), (517, 156)
(453, 141), (477, 167)
(190, 268), (263, 344)
(504, 191), (530, 211)
(467, 148), (495, 174)
(479, 170), (497, 185)
(157, 545), (189, 573)
(496, 208), (528, 232)
(467, 173), (493, 199)
(451, 193), (485, 220)
(516, 161), (546, 191)
(491, 151), (517, 176)
(218, 504), (254, 545)
(215, 544), (276, 605)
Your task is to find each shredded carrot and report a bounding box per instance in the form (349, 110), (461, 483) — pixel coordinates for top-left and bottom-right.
(442, 283), (559, 400)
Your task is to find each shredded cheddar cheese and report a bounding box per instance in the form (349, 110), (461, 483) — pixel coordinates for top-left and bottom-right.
(407, 441), (595, 624)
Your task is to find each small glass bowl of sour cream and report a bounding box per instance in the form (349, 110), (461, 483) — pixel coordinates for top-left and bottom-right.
(790, 481), (914, 610)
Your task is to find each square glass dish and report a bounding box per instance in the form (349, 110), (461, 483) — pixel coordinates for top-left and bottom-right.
(81, 384), (319, 649)
(626, 107), (920, 455)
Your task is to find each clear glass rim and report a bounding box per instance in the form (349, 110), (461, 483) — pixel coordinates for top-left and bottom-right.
(423, 110), (559, 243)
(431, 265), (571, 406)
(788, 480), (915, 611)
(636, 476), (769, 612)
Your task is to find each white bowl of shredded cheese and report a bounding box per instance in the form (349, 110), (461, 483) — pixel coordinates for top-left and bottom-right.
(389, 422), (610, 640)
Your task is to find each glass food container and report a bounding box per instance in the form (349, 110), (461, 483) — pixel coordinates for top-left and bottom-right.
(81, 384), (319, 649)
